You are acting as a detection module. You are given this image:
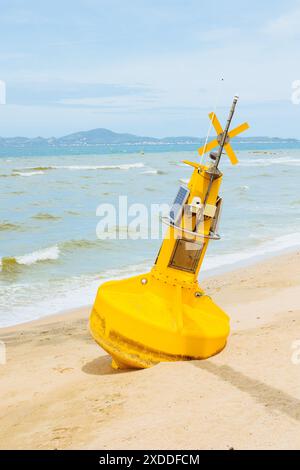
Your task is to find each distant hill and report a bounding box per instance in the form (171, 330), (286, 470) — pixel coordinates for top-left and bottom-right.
(0, 128), (299, 148)
(57, 128), (157, 145)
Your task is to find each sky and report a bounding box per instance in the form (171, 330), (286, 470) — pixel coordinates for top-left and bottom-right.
(0, 0), (300, 138)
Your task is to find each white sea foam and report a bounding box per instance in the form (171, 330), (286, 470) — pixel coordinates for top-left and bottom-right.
(13, 171), (45, 177)
(15, 245), (60, 265)
(58, 163), (145, 170)
(0, 261), (150, 327)
(16, 163), (145, 172)
(1, 232), (300, 327)
(240, 157), (300, 167)
(203, 232), (300, 272)
(142, 169), (159, 175)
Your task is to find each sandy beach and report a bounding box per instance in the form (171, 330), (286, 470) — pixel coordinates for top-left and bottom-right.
(1, 251), (300, 450)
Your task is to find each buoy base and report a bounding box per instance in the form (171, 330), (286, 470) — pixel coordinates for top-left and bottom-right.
(89, 272), (230, 369)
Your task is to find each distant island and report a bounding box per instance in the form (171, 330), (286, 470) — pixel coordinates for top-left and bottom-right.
(0, 128), (299, 148)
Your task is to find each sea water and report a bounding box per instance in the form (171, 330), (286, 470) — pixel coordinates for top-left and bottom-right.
(1, 143), (300, 327)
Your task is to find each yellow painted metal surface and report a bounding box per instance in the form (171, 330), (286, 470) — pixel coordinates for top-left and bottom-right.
(90, 112), (249, 369)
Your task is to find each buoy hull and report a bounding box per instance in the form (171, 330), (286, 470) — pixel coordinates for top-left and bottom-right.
(89, 273), (229, 369)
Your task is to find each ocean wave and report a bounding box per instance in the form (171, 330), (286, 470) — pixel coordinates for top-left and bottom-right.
(142, 169), (159, 175)
(250, 151), (278, 155)
(13, 171), (45, 177)
(64, 210), (81, 216)
(203, 232), (300, 272)
(0, 239), (112, 274)
(240, 157), (300, 167)
(23, 166), (54, 171)
(248, 172), (272, 178)
(58, 162), (145, 170)
(0, 261), (151, 327)
(0, 222), (22, 231)
(142, 169), (166, 175)
(2, 227), (300, 326)
(15, 162), (145, 172)
(62, 239), (104, 250)
(234, 185), (250, 195)
(10, 190), (26, 195)
(98, 262), (151, 280)
(31, 212), (61, 221)
(0, 245), (60, 272)
(16, 245), (60, 265)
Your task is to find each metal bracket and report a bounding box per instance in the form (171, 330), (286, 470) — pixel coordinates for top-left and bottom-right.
(160, 216), (221, 240)
(217, 132), (230, 146)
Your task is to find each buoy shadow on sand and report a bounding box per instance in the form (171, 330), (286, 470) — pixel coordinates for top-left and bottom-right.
(194, 361), (300, 422)
(82, 355), (141, 376)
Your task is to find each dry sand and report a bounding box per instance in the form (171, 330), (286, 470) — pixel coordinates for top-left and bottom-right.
(1, 251), (300, 450)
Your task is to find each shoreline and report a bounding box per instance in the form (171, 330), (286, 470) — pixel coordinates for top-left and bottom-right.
(1, 250), (300, 449)
(1, 246), (300, 332)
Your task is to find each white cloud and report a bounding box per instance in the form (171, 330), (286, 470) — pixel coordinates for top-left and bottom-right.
(264, 5), (300, 37)
(58, 95), (159, 109)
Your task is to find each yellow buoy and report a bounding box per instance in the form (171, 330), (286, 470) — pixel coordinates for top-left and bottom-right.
(90, 96), (249, 369)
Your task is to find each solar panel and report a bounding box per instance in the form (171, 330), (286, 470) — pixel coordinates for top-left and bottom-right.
(169, 185), (190, 223)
